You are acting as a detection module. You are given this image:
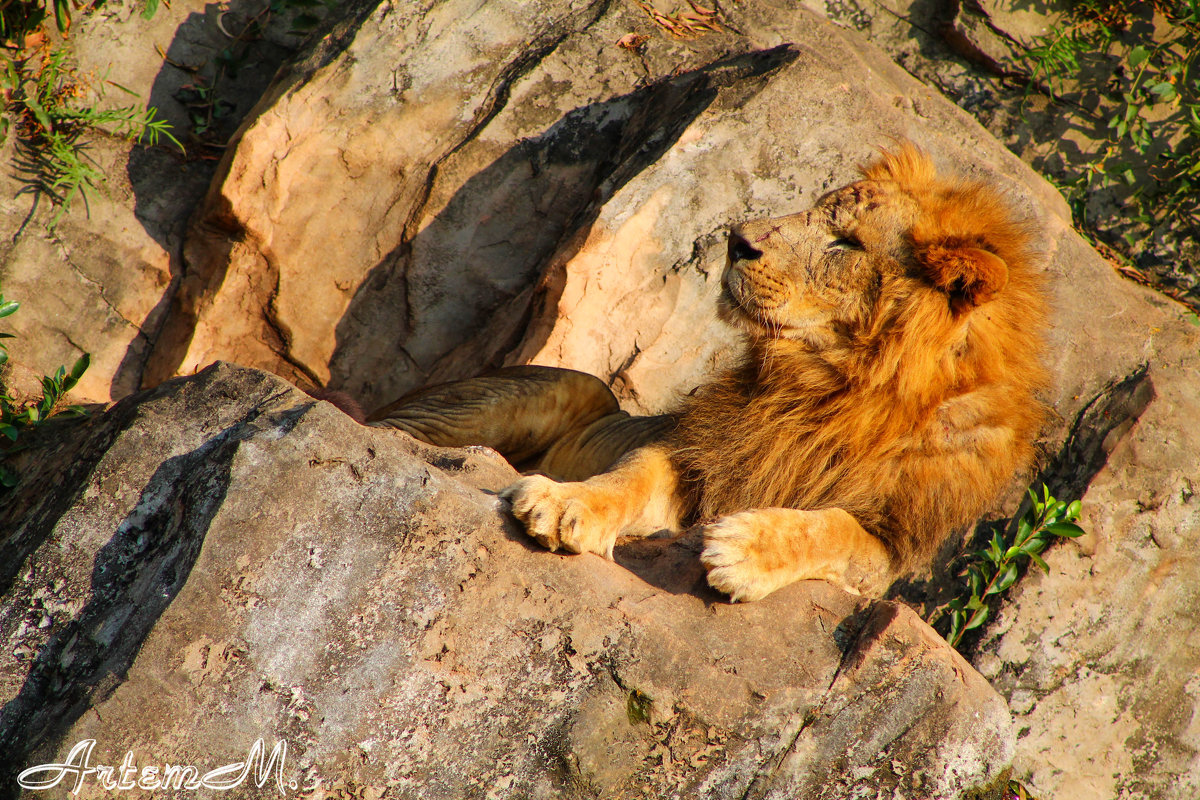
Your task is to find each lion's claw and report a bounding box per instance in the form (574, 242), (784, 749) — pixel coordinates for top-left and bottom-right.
(502, 475), (616, 559)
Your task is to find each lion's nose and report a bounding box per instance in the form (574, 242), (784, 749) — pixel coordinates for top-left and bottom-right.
(728, 233), (763, 263)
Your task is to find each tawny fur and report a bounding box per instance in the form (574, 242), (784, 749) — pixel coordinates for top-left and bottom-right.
(670, 144), (1047, 572)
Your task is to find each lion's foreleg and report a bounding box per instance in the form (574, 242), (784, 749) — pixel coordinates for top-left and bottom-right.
(502, 445), (686, 560)
(700, 508), (893, 602)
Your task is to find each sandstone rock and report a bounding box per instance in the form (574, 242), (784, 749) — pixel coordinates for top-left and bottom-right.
(0, 363), (1012, 799)
(0, 127), (179, 404)
(143, 0), (1074, 414)
(5, 1), (1200, 797)
(0, 0), (315, 404)
(971, 329), (1200, 800)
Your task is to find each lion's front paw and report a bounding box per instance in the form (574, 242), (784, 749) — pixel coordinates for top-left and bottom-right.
(699, 512), (789, 602)
(501, 475), (616, 560)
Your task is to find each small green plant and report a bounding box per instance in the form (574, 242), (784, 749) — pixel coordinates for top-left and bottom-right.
(1006, 779), (1043, 800)
(626, 688), (653, 725)
(0, 288), (91, 488)
(928, 484), (1086, 650)
(3, 0), (86, 43)
(1, 47), (181, 225)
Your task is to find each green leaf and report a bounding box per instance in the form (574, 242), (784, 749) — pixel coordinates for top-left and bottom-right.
(964, 606), (990, 631)
(967, 565), (984, 597)
(0, 300), (19, 318)
(69, 352), (90, 382)
(1150, 82), (1177, 101)
(1066, 500), (1082, 521)
(0, 423), (19, 442)
(1020, 536), (1049, 555)
(991, 562), (1020, 594)
(1128, 45), (1150, 68)
(966, 594), (986, 611)
(53, 0), (71, 32)
(1029, 551), (1051, 574)
(948, 609), (964, 647)
(141, 0), (160, 19)
(1045, 521), (1086, 538)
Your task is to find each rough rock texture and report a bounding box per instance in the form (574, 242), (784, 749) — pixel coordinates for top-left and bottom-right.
(0, 0), (314, 404)
(971, 329), (1200, 800)
(0, 363), (1013, 799)
(143, 0), (1073, 413)
(3, 1), (1200, 798)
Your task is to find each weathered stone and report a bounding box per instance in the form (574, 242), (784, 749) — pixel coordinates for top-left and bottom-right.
(4, 1), (1200, 797)
(145, 0), (1072, 416)
(0, 0), (319, 404)
(0, 363), (1011, 799)
(971, 347), (1200, 799)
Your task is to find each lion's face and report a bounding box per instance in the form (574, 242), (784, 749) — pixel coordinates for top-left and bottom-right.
(721, 164), (1016, 350)
(721, 181), (918, 348)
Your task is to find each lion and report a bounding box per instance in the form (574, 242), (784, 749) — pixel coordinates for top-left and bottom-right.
(364, 143), (1048, 602)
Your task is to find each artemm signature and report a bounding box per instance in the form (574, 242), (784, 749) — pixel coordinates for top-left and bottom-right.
(18, 739), (314, 794)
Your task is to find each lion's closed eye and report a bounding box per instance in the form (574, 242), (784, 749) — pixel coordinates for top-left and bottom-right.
(825, 236), (863, 252)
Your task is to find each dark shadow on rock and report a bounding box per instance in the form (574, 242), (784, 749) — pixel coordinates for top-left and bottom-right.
(484, 499), (721, 601)
(0, 403), (144, 600)
(118, 0), (379, 398)
(1036, 364), (1156, 503)
(0, 399), (306, 788)
(328, 45), (800, 410)
(612, 529), (721, 600)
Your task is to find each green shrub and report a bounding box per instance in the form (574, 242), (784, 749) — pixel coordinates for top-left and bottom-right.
(928, 485), (1085, 650)
(1022, 1), (1199, 251)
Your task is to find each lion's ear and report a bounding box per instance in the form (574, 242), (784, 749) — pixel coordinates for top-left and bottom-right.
(918, 244), (1009, 314)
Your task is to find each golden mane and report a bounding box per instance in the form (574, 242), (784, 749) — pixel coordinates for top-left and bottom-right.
(671, 146), (1048, 570)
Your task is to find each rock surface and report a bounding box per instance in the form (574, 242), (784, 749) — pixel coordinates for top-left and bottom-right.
(142, 0), (1074, 413)
(0, 0), (321, 404)
(0, 363), (1013, 799)
(2, 1), (1200, 798)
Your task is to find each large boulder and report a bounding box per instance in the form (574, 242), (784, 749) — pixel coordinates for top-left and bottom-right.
(141, 0), (1074, 413)
(3, 1), (1199, 797)
(0, 363), (1012, 799)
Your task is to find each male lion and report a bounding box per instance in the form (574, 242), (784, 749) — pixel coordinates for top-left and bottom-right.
(367, 144), (1047, 601)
